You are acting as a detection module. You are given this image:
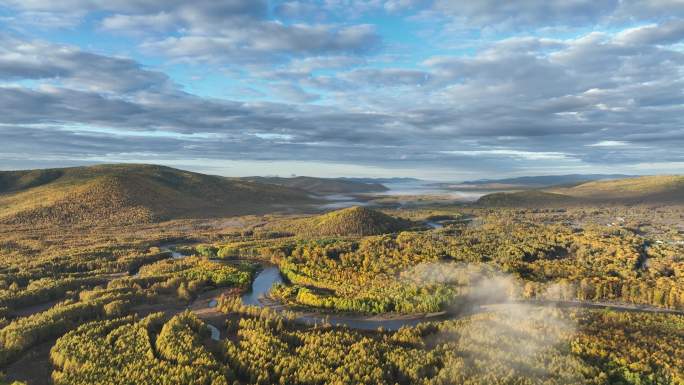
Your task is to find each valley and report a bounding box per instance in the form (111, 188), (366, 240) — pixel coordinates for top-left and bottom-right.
(0, 165), (683, 385)
(4, 1), (684, 383)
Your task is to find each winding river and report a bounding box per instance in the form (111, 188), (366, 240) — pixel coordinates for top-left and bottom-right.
(240, 265), (450, 330)
(238, 263), (684, 331)
(160, 247), (436, 331)
(158, 245), (226, 340)
(241, 265), (283, 306)
(206, 324), (220, 340)
(156, 245), (684, 332)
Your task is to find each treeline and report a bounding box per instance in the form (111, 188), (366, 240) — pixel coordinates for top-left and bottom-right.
(0, 257), (211, 367)
(0, 276), (107, 310)
(0, 245), (172, 315)
(0, 246), (171, 280)
(522, 276), (684, 309)
(192, 240), (298, 262)
(136, 256), (256, 289)
(252, 216), (684, 313)
(0, 284), (146, 366)
(44, 296), (684, 385)
(51, 312), (231, 385)
(570, 311), (684, 384)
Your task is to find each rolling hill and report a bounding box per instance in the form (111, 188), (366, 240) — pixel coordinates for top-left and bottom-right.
(0, 164), (317, 226)
(476, 190), (577, 207)
(339, 177), (423, 184)
(243, 176), (388, 194)
(461, 174), (632, 187)
(271, 206), (414, 237)
(476, 175), (684, 206)
(547, 175), (684, 202)
(448, 174), (633, 191)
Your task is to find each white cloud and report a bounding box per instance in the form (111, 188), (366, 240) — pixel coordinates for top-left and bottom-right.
(587, 140), (629, 147)
(100, 12), (177, 33)
(615, 20), (684, 46)
(1, 2), (684, 176)
(440, 149), (572, 161)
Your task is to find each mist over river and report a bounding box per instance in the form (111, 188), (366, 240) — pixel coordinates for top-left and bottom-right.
(317, 180), (507, 210)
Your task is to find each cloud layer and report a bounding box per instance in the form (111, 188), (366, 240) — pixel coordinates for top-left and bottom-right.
(0, 0), (683, 178)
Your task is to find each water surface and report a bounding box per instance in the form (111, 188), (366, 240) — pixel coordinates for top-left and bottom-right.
(241, 265), (283, 306)
(207, 324), (220, 341)
(235, 261), (683, 331)
(240, 264), (443, 330)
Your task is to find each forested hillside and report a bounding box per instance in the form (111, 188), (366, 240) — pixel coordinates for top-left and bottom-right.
(0, 166), (683, 385)
(477, 175), (684, 206)
(266, 206), (415, 237)
(549, 175), (684, 203)
(47, 300), (684, 385)
(0, 164), (316, 226)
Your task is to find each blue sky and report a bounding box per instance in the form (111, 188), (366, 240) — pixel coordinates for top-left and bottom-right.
(1, 0), (683, 180)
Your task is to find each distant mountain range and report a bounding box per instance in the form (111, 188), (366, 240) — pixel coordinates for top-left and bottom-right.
(243, 176), (388, 194)
(338, 177), (423, 184)
(477, 175), (684, 206)
(2, 164), (681, 226)
(460, 174), (634, 187)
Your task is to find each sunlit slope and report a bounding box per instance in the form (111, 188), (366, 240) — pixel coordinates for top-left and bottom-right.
(547, 175), (684, 203)
(476, 190), (577, 206)
(0, 164), (316, 226)
(477, 175), (684, 206)
(274, 206), (414, 236)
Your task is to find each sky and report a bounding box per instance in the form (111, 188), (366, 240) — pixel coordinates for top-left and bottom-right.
(0, 0), (683, 181)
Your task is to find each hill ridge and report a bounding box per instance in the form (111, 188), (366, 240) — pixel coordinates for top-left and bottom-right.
(274, 206), (414, 237)
(476, 175), (684, 206)
(244, 176), (387, 194)
(0, 164), (316, 226)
